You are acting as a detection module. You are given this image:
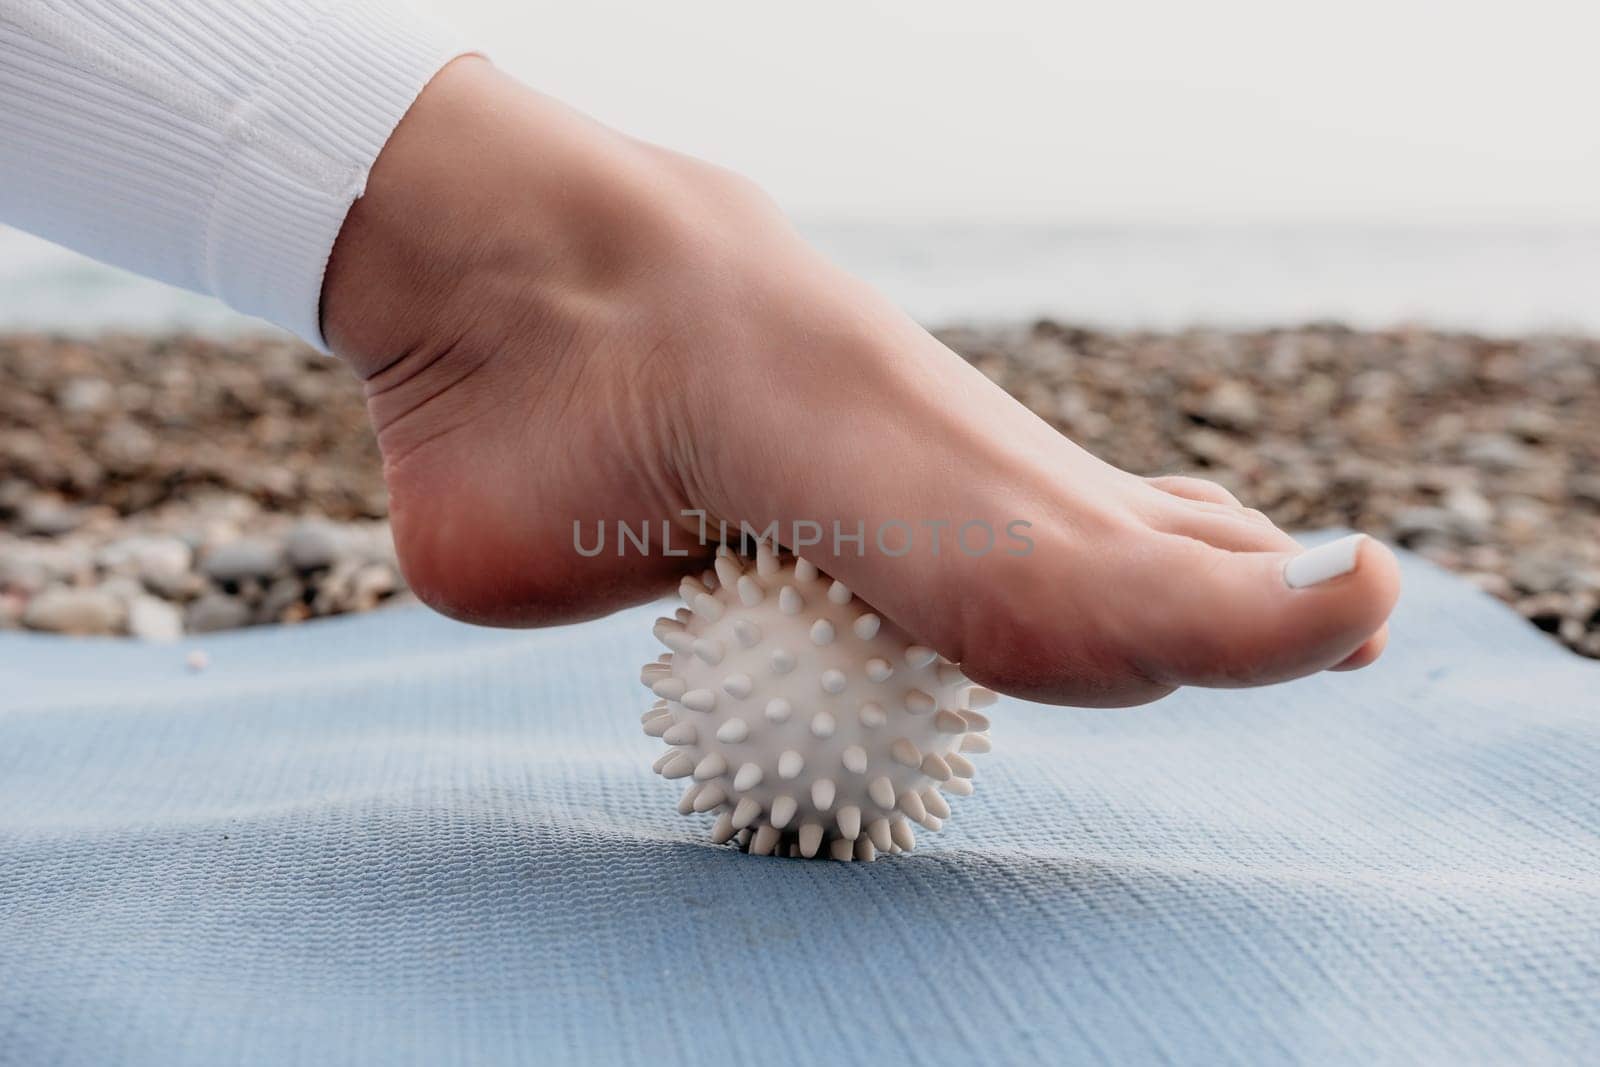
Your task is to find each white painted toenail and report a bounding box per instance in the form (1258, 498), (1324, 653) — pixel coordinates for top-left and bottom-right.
(1284, 533), (1367, 589)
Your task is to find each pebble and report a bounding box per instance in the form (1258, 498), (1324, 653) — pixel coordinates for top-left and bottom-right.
(1460, 432), (1533, 473)
(284, 521), (340, 571)
(200, 539), (286, 583)
(127, 596), (184, 642)
(1571, 475), (1600, 508)
(350, 563), (397, 611)
(257, 576), (307, 623)
(1193, 380), (1260, 431)
(1442, 486), (1495, 527)
(98, 535), (192, 582)
(1391, 505), (1489, 546)
(185, 592), (252, 633)
(56, 376), (115, 415)
(19, 498), (88, 537)
(143, 568), (208, 602)
(22, 587), (125, 635)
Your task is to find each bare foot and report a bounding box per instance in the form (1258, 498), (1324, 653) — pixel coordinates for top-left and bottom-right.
(322, 58), (1398, 707)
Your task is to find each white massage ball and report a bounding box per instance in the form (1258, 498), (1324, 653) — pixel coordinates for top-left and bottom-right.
(640, 540), (993, 861)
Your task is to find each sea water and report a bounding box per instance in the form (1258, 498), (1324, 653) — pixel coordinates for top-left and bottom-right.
(1, 223), (1596, 338)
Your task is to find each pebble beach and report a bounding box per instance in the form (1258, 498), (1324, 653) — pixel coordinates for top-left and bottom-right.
(2, 325), (1596, 659)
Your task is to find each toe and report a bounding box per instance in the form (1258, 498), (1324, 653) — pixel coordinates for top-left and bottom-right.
(1132, 533), (1401, 689)
(1147, 474), (1242, 507)
(1330, 624), (1389, 671)
(1157, 501), (1302, 554)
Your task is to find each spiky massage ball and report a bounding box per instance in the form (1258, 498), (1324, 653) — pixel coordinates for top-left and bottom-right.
(640, 540), (993, 861)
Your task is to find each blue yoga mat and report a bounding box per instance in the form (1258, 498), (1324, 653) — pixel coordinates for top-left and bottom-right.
(2, 539), (1597, 1065)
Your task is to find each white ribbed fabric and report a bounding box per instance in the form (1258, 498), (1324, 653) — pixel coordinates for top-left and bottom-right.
(0, 0), (469, 350)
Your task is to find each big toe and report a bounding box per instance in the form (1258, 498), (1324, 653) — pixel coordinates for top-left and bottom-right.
(1132, 533), (1401, 689)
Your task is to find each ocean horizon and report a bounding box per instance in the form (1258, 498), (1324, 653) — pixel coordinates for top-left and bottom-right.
(2, 222), (1596, 338)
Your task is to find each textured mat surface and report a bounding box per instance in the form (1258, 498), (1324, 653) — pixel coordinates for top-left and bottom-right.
(2, 542), (1598, 1065)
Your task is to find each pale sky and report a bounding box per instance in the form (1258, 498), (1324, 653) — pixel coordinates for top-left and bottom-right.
(416, 0), (1600, 224)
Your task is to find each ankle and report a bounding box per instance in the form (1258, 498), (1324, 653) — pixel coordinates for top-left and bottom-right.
(322, 57), (730, 381)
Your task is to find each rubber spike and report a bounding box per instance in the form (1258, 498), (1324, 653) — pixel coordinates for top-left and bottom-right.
(678, 783), (703, 815)
(693, 784), (728, 813)
(841, 745), (868, 774)
(836, 805), (862, 840)
(732, 797), (762, 829)
(650, 677), (687, 701)
(682, 688), (717, 713)
(769, 795), (797, 829)
(897, 789), (927, 823)
(662, 721), (698, 746)
(714, 555), (742, 590)
(692, 752), (727, 780)
(751, 825), (781, 856)
(691, 592), (724, 622)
